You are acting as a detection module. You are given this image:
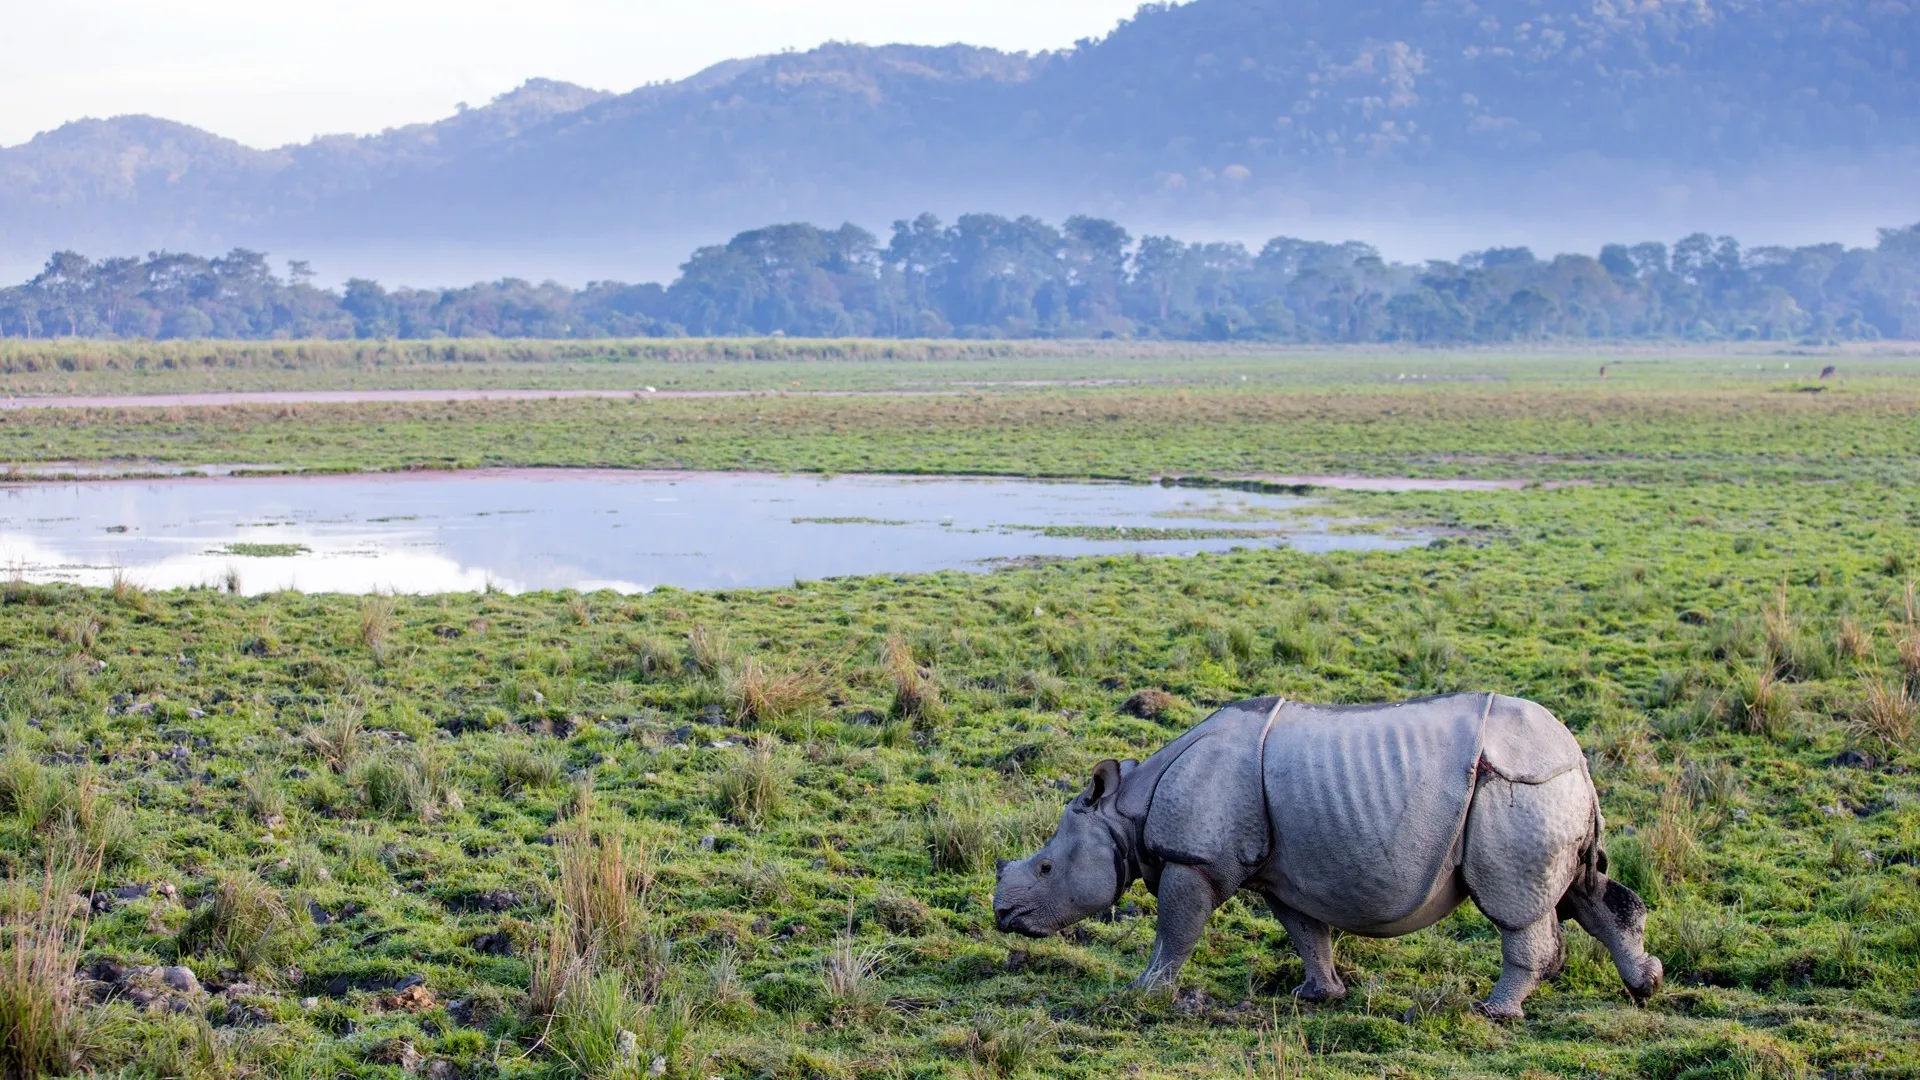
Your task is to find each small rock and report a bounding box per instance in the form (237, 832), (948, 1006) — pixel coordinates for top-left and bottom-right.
(426, 1061), (457, 1080)
(394, 973), (427, 992)
(698, 835), (716, 852)
(187, 708), (206, 720)
(443, 790), (463, 813)
(381, 984), (437, 1013)
(157, 966), (200, 994)
(617, 1029), (640, 1062)
(810, 858), (827, 870)
(1831, 749), (1876, 769)
(112, 883), (150, 900)
(300, 997), (319, 1009)
(649, 1055), (667, 1077)
(1003, 949), (1030, 972)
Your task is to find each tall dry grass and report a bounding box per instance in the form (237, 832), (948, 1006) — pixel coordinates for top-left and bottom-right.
(724, 658), (825, 728)
(884, 636), (944, 728)
(1851, 682), (1917, 752)
(0, 853), (109, 1078)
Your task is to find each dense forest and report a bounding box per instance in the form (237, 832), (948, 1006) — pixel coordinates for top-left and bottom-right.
(4, 214), (1918, 344)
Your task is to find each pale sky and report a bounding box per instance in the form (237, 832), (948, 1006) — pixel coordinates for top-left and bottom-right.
(1, 1), (1151, 149)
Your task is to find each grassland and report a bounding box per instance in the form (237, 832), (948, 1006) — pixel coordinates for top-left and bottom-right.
(0, 340), (1914, 396)
(0, 345), (1917, 1079)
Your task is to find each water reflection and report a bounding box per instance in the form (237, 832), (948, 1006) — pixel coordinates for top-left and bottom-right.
(0, 470), (1423, 594)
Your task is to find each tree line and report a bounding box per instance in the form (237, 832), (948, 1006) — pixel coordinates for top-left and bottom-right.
(4, 215), (1917, 344)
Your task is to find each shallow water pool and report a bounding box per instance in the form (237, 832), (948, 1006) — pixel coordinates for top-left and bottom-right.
(0, 470), (1422, 594)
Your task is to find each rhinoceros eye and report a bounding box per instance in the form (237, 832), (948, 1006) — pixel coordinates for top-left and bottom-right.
(1037, 860), (1054, 876)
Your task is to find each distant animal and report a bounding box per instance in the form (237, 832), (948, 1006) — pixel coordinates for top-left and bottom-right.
(1598, 364), (1607, 379)
(1820, 365), (1837, 380)
(994, 693), (1663, 1019)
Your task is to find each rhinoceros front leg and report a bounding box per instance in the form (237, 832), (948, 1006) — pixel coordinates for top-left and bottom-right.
(1263, 894), (1347, 1003)
(1129, 863), (1218, 990)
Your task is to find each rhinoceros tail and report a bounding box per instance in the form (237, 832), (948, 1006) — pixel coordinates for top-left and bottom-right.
(1575, 763), (1608, 886)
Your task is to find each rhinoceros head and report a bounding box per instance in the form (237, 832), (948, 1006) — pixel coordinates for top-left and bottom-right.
(993, 758), (1135, 938)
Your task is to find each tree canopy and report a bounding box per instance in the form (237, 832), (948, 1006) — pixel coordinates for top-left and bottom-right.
(4, 217), (1917, 344)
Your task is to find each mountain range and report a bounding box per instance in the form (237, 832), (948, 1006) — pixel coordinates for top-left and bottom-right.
(4, 0), (1917, 283)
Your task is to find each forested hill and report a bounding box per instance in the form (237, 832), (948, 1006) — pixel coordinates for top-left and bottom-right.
(6, 215), (1918, 344)
(3, 0), (1916, 277)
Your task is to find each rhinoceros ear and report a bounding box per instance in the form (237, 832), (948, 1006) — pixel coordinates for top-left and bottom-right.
(1078, 758), (1126, 811)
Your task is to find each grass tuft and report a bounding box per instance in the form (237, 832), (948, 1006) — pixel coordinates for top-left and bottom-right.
(884, 637), (945, 728)
(1849, 681), (1917, 753)
(1721, 663), (1792, 738)
(715, 738), (788, 827)
(0, 854), (108, 1079)
(302, 701), (365, 773)
(176, 874), (297, 973)
(724, 658), (827, 728)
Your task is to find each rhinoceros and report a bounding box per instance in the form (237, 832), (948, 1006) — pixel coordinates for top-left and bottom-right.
(992, 692), (1662, 1019)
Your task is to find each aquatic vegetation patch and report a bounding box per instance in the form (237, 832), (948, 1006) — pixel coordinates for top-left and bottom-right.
(210, 542), (309, 558)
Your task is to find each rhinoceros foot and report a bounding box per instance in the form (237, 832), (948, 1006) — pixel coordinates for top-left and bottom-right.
(1472, 999), (1525, 1022)
(1290, 977), (1347, 1004)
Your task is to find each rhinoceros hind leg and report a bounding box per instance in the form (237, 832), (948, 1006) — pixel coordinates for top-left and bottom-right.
(1263, 894), (1347, 1003)
(1561, 872), (1663, 1005)
(1477, 915), (1563, 1020)
(1129, 863), (1219, 991)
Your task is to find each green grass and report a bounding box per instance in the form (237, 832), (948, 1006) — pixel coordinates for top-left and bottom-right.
(4, 357), (1920, 486)
(0, 347), (1916, 1077)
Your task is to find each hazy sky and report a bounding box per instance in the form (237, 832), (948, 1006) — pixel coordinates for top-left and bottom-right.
(1, 0), (1148, 149)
